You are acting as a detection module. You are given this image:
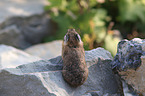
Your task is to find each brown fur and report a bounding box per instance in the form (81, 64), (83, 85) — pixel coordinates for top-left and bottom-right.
(62, 29), (88, 87)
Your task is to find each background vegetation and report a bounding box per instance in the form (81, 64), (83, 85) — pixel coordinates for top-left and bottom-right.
(44, 0), (145, 56)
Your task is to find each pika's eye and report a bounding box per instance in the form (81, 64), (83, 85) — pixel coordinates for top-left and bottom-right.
(75, 34), (81, 41)
(64, 34), (69, 42)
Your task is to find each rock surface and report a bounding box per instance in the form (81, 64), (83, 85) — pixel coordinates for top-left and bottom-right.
(0, 0), (48, 23)
(0, 0), (57, 49)
(0, 25), (29, 48)
(25, 41), (113, 60)
(118, 56), (145, 95)
(112, 38), (143, 71)
(0, 47), (123, 96)
(0, 13), (56, 49)
(0, 44), (41, 69)
(112, 38), (145, 95)
(25, 40), (62, 59)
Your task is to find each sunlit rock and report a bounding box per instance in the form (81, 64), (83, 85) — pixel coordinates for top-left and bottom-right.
(0, 48), (123, 96)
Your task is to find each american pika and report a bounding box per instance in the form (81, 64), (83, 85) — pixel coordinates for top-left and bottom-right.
(62, 29), (88, 87)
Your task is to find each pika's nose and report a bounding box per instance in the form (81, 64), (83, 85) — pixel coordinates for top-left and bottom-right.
(68, 29), (75, 32)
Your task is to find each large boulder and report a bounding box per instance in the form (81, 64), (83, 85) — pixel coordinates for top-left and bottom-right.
(0, 47), (123, 96)
(0, 25), (30, 49)
(112, 38), (145, 95)
(112, 38), (143, 71)
(0, 44), (41, 69)
(0, 0), (48, 23)
(0, 13), (56, 49)
(24, 40), (114, 60)
(25, 40), (62, 59)
(119, 56), (145, 95)
(0, 0), (57, 49)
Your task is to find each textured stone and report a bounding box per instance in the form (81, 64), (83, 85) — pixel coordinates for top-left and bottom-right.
(118, 56), (145, 95)
(0, 44), (41, 69)
(112, 38), (143, 71)
(82, 91), (119, 96)
(0, 25), (29, 48)
(122, 80), (139, 96)
(0, 0), (48, 23)
(0, 48), (123, 96)
(25, 42), (113, 60)
(25, 40), (62, 59)
(0, 13), (56, 49)
(112, 38), (145, 95)
(0, 0), (57, 49)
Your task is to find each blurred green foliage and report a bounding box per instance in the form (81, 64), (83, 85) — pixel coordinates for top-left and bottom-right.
(44, 0), (145, 57)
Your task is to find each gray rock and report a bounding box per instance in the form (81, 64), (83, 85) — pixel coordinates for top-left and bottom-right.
(112, 38), (143, 71)
(118, 56), (145, 96)
(0, 0), (56, 49)
(82, 91), (120, 96)
(0, 44), (41, 69)
(25, 42), (113, 60)
(0, 25), (29, 48)
(0, 48), (123, 96)
(0, 13), (56, 49)
(122, 80), (138, 96)
(25, 40), (62, 59)
(0, 0), (48, 23)
(112, 38), (145, 95)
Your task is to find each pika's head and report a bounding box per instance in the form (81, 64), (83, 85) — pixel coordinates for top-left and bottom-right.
(63, 29), (83, 47)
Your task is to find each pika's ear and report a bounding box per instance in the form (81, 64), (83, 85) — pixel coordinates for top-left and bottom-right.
(75, 34), (81, 42)
(64, 34), (69, 42)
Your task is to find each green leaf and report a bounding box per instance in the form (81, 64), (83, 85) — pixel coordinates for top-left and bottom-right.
(89, 0), (98, 7)
(52, 12), (72, 39)
(119, 0), (145, 23)
(92, 9), (108, 42)
(104, 34), (120, 57)
(48, 0), (63, 8)
(66, 0), (79, 12)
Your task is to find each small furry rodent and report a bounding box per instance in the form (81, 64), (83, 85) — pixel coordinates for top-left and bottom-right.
(62, 29), (88, 87)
